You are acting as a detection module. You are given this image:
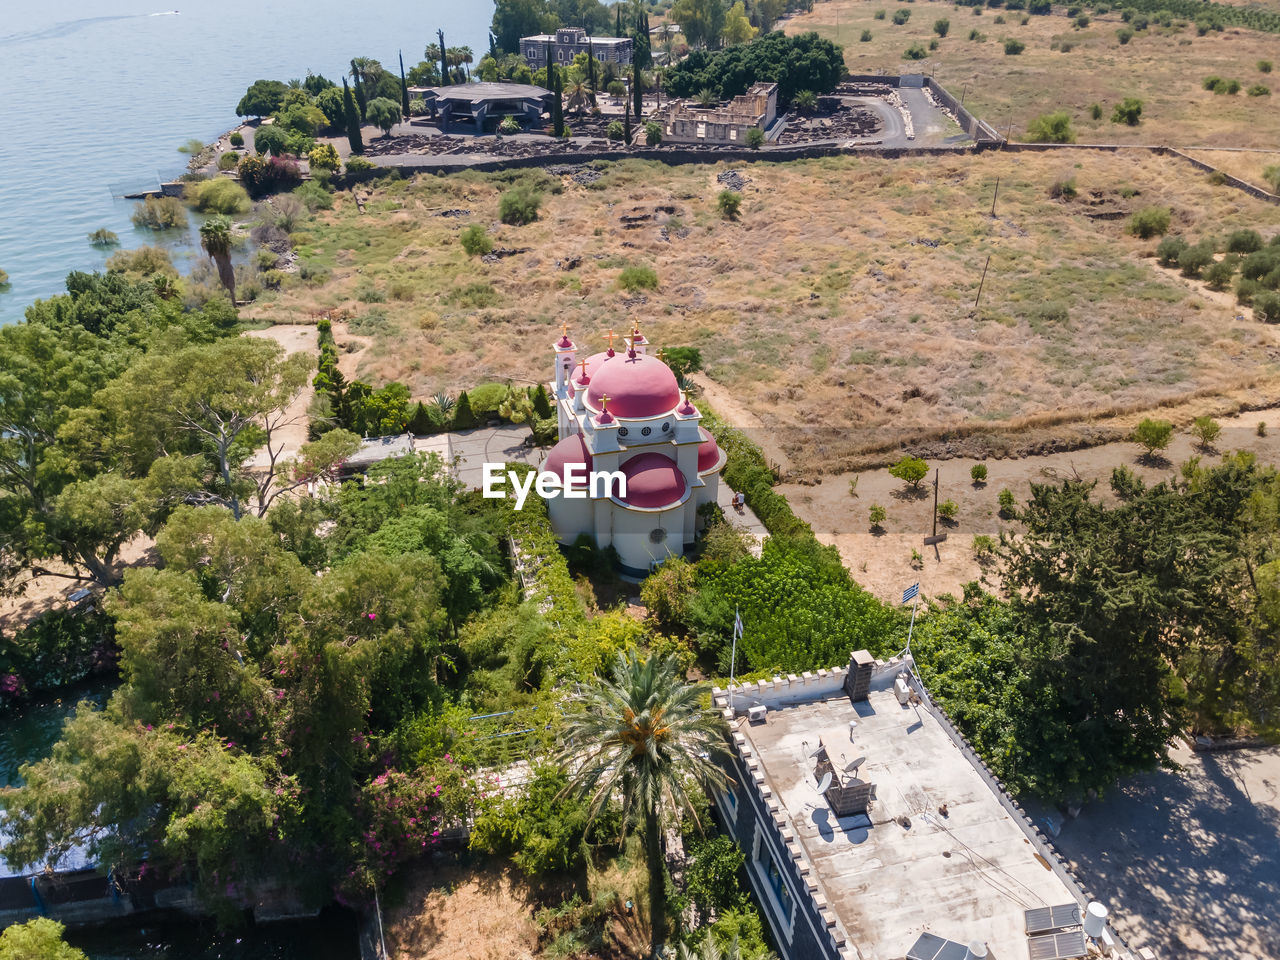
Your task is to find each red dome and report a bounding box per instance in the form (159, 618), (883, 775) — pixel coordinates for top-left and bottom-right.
(544, 433), (593, 486)
(586, 353), (681, 419)
(697, 427), (724, 474)
(618, 453), (687, 508)
(572, 351), (612, 385)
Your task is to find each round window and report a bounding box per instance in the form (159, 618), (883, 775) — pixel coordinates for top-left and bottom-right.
(649, 527), (667, 543)
(661, 421), (670, 433)
(618, 427), (629, 437)
(641, 425), (652, 437)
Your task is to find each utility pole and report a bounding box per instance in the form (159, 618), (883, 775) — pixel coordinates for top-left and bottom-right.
(990, 176), (1000, 217)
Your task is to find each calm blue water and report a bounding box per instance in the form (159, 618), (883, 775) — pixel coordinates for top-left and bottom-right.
(0, 0), (494, 324)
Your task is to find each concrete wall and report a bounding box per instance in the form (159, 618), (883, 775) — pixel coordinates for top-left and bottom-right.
(924, 77), (1004, 145)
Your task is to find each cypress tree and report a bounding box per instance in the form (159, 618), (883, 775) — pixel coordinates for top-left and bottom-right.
(342, 78), (364, 155)
(399, 51), (411, 118)
(632, 60), (643, 124)
(551, 57), (565, 136)
(588, 36), (596, 94)
(624, 96), (632, 144)
(532, 383), (553, 418)
(453, 391), (477, 429)
(439, 29), (449, 86)
(353, 72), (367, 119)
(616, 5), (623, 37)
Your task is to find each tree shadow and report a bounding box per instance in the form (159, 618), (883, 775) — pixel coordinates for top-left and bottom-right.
(890, 485), (931, 503)
(1136, 452), (1172, 470)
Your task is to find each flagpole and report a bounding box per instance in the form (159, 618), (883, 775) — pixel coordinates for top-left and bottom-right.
(905, 591), (920, 656)
(728, 605), (740, 715)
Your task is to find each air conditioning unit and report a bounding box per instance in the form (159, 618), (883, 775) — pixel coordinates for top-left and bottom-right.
(747, 705), (767, 724)
(894, 676), (911, 705)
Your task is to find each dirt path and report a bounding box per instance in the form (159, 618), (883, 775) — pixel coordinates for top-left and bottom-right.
(245, 323), (319, 467)
(783, 407), (1280, 603)
(691, 371), (793, 474)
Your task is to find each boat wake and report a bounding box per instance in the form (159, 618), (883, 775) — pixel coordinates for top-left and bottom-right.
(0, 12), (174, 45)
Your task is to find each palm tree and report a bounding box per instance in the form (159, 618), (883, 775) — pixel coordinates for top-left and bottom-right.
(560, 651), (730, 956)
(696, 87), (718, 107)
(199, 215), (235, 304)
(565, 79), (593, 114)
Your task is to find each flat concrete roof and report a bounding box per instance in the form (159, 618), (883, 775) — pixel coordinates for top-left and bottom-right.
(740, 686), (1080, 959)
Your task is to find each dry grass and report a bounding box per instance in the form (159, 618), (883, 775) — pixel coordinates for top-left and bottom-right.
(787, 0), (1280, 147)
(1179, 148), (1280, 191)
(246, 151), (1280, 476)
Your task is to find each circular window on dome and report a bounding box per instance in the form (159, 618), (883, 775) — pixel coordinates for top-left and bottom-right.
(661, 421), (670, 433)
(641, 425), (652, 437)
(649, 527), (667, 544)
(618, 427), (629, 437)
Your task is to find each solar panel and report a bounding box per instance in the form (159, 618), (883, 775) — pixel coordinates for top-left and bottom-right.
(1027, 929), (1088, 960)
(906, 932), (948, 960)
(1025, 903), (1083, 934)
(906, 933), (971, 960)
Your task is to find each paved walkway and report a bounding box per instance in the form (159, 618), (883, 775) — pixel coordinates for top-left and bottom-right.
(717, 482), (767, 556)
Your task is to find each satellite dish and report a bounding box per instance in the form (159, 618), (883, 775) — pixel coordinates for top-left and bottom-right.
(816, 772), (833, 794)
(809, 746), (827, 758)
(845, 756), (866, 773)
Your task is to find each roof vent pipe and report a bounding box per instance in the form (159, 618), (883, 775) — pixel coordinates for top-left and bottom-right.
(1083, 901), (1108, 938)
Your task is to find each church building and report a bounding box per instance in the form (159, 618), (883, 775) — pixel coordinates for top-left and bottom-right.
(541, 325), (725, 578)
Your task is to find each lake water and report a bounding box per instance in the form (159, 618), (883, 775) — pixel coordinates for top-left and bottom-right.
(0, 0), (495, 325)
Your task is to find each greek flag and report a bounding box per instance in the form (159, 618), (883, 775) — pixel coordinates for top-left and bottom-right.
(902, 583), (920, 605)
(733, 608), (743, 640)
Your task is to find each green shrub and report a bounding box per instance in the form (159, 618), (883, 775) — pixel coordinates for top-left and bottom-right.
(130, 195), (187, 230)
(1117, 26), (1134, 42)
(308, 143), (341, 171)
(1260, 60), (1274, 73)
(1, 608), (115, 694)
(645, 121), (663, 146)
(937, 499), (959, 521)
(1156, 235), (1187, 266)
(87, 228), (119, 248)
(717, 189), (742, 219)
(344, 155), (375, 173)
(1191, 415), (1221, 449)
(606, 120), (625, 141)
(904, 43), (929, 59)
(971, 463), (988, 484)
(893, 8), (912, 23)
(1248, 84), (1271, 97)
(869, 504), (888, 530)
(1026, 110), (1076, 143)
(874, 8), (887, 17)
(1202, 75), (1224, 91)
(185, 178), (251, 214)
(460, 223), (493, 256)
(1111, 97), (1143, 125)
(889, 456), (929, 489)
(1256, 291), (1280, 323)
(1074, 14), (1090, 26)
(293, 180), (334, 212)
(253, 124), (288, 156)
(217, 151), (240, 171)
(1203, 259), (1236, 290)
(1003, 38), (1025, 54)
(934, 17), (951, 35)
(607, 80), (626, 97)
(997, 487), (1017, 517)
(1131, 417), (1173, 456)
(498, 116), (520, 134)
(499, 186), (542, 225)
(972, 534), (996, 559)
(1259, 421), (1268, 437)
(969, 27), (985, 39)
(617, 264), (659, 291)
(745, 127), (766, 149)
(1178, 243), (1214, 278)
(452, 391), (479, 428)
(229, 130), (244, 147)
(1090, 102), (1103, 120)
(1128, 206), (1171, 239)
(1227, 229), (1263, 254)
(861, 28), (875, 40)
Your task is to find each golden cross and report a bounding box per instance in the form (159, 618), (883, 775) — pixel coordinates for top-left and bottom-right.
(632, 321), (643, 338)
(599, 394), (610, 413)
(657, 348), (667, 363)
(605, 329), (616, 350)
(561, 321), (569, 338)
(578, 358), (588, 378)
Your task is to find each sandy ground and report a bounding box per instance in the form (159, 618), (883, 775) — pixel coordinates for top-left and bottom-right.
(245, 323), (319, 467)
(1053, 741), (1280, 960)
(382, 861), (549, 960)
(781, 406), (1280, 603)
